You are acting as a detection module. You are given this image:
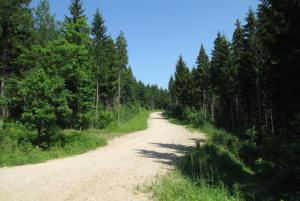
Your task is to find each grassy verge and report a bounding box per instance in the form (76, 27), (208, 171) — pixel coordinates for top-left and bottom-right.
(147, 112), (259, 201)
(0, 109), (151, 167)
(147, 171), (242, 201)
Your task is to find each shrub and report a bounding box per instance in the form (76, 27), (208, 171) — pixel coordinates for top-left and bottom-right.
(97, 110), (115, 129)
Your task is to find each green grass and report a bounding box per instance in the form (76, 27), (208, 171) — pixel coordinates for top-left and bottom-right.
(99, 109), (151, 140)
(146, 112), (260, 201)
(0, 131), (107, 167)
(0, 110), (151, 167)
(147, 171), (242, 201)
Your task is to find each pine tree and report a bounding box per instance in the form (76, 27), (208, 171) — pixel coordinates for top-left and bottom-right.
(121, 66), (136, 104)
(63, 17), (94, 129)
(65, 0), (85, 24)
(103, 37), (118, 109)
(34, 0), (57, 46)
(168, 75), (176, 106)
(211, 33), (234, 128)
(115, 31), (128, 123)
(91, 8), (108, 127)
(231, 19), (244, 124)
(174, 56), (191, 108)
(0, 0), (33, 126)
(194, 44), (210, 115)
(18, 68), (70, 145)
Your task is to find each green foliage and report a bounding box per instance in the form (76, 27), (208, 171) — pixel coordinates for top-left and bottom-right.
(115, 31), (128, 71)
(0, 109), (150, 167)
(65, 0), (85, 24)
(96, 109), (115, 129)
(33, 0), (58, 46)
(0, 124), (106, 167)
(193, 44), (210, 112)
(18, 68), (71, 143)
(174, 56), (192, 107)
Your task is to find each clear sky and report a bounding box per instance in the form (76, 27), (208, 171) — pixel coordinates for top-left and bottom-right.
(30, 0), (259, 89)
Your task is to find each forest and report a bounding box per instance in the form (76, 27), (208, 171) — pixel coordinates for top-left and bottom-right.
(166, 0), (300, 200)
(0, 0), (299, 200)
(0, 0), (168, 148)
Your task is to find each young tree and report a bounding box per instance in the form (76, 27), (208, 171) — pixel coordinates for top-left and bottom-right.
(18, 68), (70, 145)
(91, 8), (108, 127)
(115, 31), (128, 123)
(33, 0), (57, 46)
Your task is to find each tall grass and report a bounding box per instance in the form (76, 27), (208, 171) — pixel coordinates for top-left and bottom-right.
(147, 171), (242, 201)
(0, 108), (151, 167)
(147, 111), (258, 201)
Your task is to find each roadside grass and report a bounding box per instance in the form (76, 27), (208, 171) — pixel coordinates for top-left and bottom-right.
(0, 110), (151, 167)
(99, 109), (151, 140)
(147, 112), (260, 201)
(147, 171), (242, 201)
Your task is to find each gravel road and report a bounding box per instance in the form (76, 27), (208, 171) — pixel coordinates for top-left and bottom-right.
(0, 112), (204, 201)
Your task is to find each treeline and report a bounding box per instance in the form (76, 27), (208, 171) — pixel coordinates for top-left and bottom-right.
(0, 0), (168, 143)
(167, 0), (299, 199)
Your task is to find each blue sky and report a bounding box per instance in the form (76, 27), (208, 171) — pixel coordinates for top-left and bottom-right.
(30, 0), (259, 89)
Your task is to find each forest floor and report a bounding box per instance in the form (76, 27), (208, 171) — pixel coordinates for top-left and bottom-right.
(0, 112), (205, 201)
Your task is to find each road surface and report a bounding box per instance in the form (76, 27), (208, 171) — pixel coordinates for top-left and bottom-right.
(0, 112), (204, 201)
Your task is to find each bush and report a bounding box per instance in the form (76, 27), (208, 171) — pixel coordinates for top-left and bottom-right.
(183, 107), (210, 127)
(97, 110), (115, 129)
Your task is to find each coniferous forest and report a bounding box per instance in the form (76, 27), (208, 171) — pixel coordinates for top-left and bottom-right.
(0, 0), (168, 142)
(0, 0), (299, 200)
(166, 1), (300, 200)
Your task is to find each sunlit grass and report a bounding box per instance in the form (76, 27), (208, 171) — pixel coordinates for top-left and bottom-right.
(0, 110), (151, 167)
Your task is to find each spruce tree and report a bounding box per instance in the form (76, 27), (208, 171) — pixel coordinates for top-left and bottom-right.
(0, 0), (33, 125)
(211, 33), (234, 128)
(115, 31), (128, 123)
(65, 0), (85, 24)
(91, 8), (108, 127)
(168, 75), (176, 106)
(194, 44), (210, 114)
(174, 56), (191, 108)
(231, 19), (244, 124)
(34, 0), (57, 46)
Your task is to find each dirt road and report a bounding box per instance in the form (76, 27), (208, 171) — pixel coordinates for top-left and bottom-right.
(0, 112), (204, 201)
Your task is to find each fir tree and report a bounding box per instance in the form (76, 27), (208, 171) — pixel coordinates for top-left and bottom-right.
(91, 8), (108, 127)
(0, 0), (34, 125)
(115, 31), (128, 123)
(174, 56), (191, 108)
(194, 44), (210, 114)
(34, 0), (57, 46)
(65, 0), (85, 24)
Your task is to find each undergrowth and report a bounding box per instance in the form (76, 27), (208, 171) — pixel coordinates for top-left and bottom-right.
(147, 111), (261, 201)
(0, 108), (150, 167)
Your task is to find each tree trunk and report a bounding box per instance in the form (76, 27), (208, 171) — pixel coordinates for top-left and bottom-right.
(203, 89), (206, 117)
(270, 106), (274, 133)
(211, 92), (215, 122)
(95, 80), (99, 129)
(0, 49), (7, 128)
(117, 72), (121, 124)
(235, 94), (239, 123)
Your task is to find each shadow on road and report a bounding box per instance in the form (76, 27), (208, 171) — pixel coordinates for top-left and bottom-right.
(136, 142), (194, 167)
(150, 117), (165, 120)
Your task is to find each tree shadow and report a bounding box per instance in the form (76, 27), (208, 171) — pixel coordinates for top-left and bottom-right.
(136, 142), (195, 167)
(150, 117), (165, 120)
(189, 138), (206, 144)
